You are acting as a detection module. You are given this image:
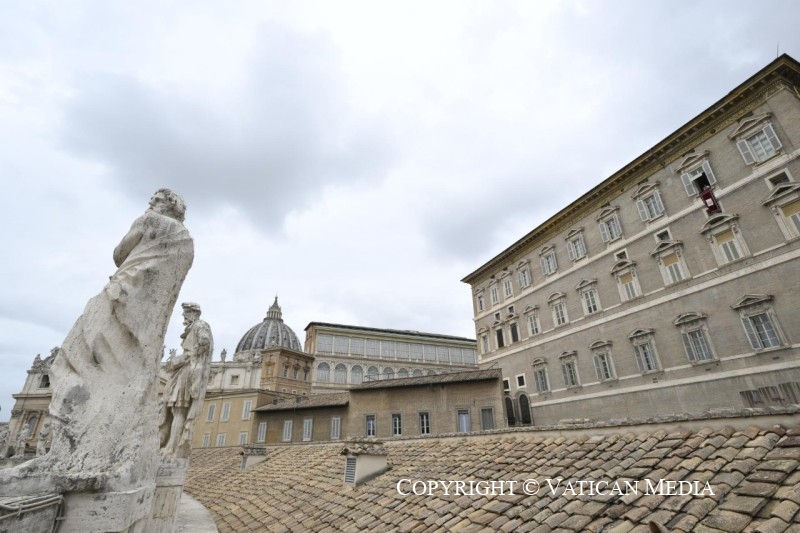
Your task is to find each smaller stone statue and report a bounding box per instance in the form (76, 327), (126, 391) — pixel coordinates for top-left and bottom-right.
(220, 348), (227, 362)
(36, 422), (50, 456)
(159, 302), (213, 459)
(14, 425), (31, 458)
(0, 426), (9, 458)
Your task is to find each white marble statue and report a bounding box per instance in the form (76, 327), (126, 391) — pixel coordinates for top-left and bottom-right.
(14, 425), (31, 458)
(0, 425), (9, 458)
(36, 422), (51, 456)
(0, 189), (194, 497)
(159, 302), (213, 459)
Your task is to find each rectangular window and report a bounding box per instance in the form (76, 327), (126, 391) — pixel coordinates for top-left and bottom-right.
(553, 302), (567, 326)
(540, 252), (558, 275)
(581, 289), (599, 315)
(782, 199), (800, 236)
(495, 328), (505, 348)
(206, 404), (216, 422)
(567, 234), (587, 261)
(302, 418), (313, 442)
(257, 422), (267, 443)
(502, 378), (510, 391)
(682, 330), (712, 362)
(391, 414), (402, 436)
(221, 402), (231, 422)
(527, 314), (540, 335)
(533, 366), (548, 392)
(593, 352), (614, 381)
(741, 313), (780, 350)
(680, 161), (717, 196)
(637, 191), (665, 221)
(330, 417), (341, 440)
(202, 434), (211, 448)
(229, 375), (239, 386)
(620, 273), (638, 300)
(634, 342), (658, 372)
(737, 124), (782, 164)
(216, 433), (226, 447)
(239, 432), (249, 445)
(282, 420), (293, 442)
(419, 412), (431, 435)
(490, 286), (499, 305)
(457, 410), (471, 433)
(477, 294), (484, 312)
(481, 408), (494, 430)
(480, 334), (489, 354)
(509, 323), (519, 343)
(663, 253), (683, 283)
(561, 360), (579, 387)
(503, 278), (513, 298)
(516, 374), (526, 388)
(716, 230), (741, 263)
(599, 214), (622, 242)
(518, 266), (532, 288)
(366, 415), (376, 437)
(242, 400), (252, 420)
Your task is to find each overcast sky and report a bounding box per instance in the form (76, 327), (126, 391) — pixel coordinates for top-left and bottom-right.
(2, 0), (800, 421)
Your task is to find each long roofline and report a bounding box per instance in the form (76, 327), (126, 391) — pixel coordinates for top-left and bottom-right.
(304, 321), (476, 343)
(462, 53), (800, 284)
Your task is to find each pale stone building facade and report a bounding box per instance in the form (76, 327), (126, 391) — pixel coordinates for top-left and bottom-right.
(462, 54), (800, 426)
(305, 322), (479, 393)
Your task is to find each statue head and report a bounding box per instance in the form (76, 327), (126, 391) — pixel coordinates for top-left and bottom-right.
(181, 302), (201, 325)
(149, 188), (187, 222)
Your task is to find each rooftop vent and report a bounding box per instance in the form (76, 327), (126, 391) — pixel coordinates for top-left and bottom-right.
(340, 439), (389, 487)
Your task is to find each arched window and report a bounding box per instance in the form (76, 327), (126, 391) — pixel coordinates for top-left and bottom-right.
(316, 363), (330, 382)
(383, 367), (395, 379)
(412, 369), (423, 377)
(351, 365), (363, 384)
(367, 366), (379, 381)
(334, 364), (347, 384)
(504, 396), (516, 426)
(427, 370), (436, 376)
(518, 394), (532, 425)
(398, 368), (409, 378)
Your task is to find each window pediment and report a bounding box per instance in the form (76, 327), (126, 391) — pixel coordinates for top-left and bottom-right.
(498, 270), (511, 279)
(477, 326), (489, 334)
(629, 328), (655, 339)
(517, 260), (530, 269)
(559, 350), (577, 359)
(728, 112), (772, 139)
(700, 213), (739, 234)
(575, 279), (597, 291)
(611, 259), (636, 274)
(762, 183), (800, 206)
(596, 205), (619, 222)
(632, 182), (660, 200)
(546, 292), (565, 303)
(531, 358), (547, 366)
(539, 245), (555, 256)
(565, 228), (584, 240)
(650, 240), (683, 256)
(677, 150), (710, 172)
(732, 294), (773, 309)
(589, 340), (612, 350)
(474, 287), (484, 295)
(674, 312), (707, 326)
(523, 304), (539, 314)
(505, 312), (517, 321)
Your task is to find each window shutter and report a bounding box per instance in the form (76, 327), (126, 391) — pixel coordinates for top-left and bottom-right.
(764, 123), (782, 151)
(633, 345), (644, 372)
(681, 173), (696, 196)
(681, 332), (696, 361)
(740, 316), (762, 350)
(636, 200), (648, 221)
(702, 160), (717, 187)
(344, 457), (356, 485)
(598, 222), (610, 242)
(540, 257), (547, 274)
(653, 190), (665, 214)
(551, 254), (558, 271)
(737, 139), (755, 165)
(593, 355), (603, 380)
(567, 241), (575, 260)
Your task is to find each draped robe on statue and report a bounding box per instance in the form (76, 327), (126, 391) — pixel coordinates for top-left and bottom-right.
(0, 206), (193, 494)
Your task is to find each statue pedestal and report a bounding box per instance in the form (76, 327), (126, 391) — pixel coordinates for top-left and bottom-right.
(147, 458), (188, 533)
(60, 486), (155, 533)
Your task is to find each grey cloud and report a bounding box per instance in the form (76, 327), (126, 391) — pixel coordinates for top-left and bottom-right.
(60, 21), (394, 232)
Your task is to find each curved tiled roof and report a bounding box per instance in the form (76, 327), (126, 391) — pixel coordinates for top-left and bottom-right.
(235, 297), (302, 353)
(186, 417), (800, 532)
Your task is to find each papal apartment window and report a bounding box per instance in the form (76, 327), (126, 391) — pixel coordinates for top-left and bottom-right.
(590, 340), (616, 381)
(674, 313), (715, 363)
(419, 412), (431, 435)
(221, 402), (231, 422)
(678, 152), (717, 196)
(216, 433), (226, 447)
(331, 417), (341, 440)
(39, 374), (50, 389)
(206, 403), (216, 422)
(633, 183), (666, 222)
(576, 279), (600, 316)
(242, 400), (252, 420)
(517, 262), (532, 288)
(762, 178), (800, 240)
(202, 434), (211, 448)
(476, 293), (485, 312)
(539, 245), (558, 276)
(651, 238), (689, 285)
(730, 113), (783, 164)
(302, 418), (313, 442)
(516, 374), (526, 388)
(489, 284), (500, 305)
(611, 260), (641, 302)
(502, 276), (514, 298)
(700, 214), (749, 266)
(597, 206), (623, 243)
(495, 327), (505, 349)
(457, 409), (471, 433)
(239, 432), (249, 445)
(560, 351), (580, 388)
(629, 329), (660, 373)
(366, 415), (376, 437)
(391, 414), (402, 436)
(547, 292), (568, 327)
(509, 322), (520, 343)
(733, 295), (786, 351)
(532, 360), (549, 393)
(257, 421), (267, 443)
(524, 305), (540, 336)
(566, 229), (587, 262)
(282, 420), (293, 442)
